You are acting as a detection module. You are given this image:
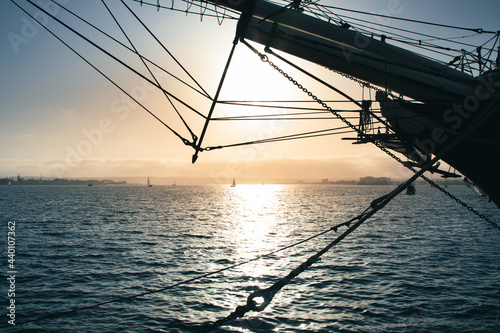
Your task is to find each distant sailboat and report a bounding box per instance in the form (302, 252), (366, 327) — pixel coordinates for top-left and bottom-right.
(172, 180), (176, 187)
(147, 177), (152, 187)
(8, 180), (11, 186)
(230, 179), (236, 187)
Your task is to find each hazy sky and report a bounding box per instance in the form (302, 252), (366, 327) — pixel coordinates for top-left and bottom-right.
(1, 0), (499, 182)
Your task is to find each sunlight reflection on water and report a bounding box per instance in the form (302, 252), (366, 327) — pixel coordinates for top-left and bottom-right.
(221, 185), (294, 279)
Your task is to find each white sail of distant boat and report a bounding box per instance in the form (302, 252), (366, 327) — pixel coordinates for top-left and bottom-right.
(230, 179), (236, 187)
(147, 177), (152, 187)
(172, 180), (176, 186)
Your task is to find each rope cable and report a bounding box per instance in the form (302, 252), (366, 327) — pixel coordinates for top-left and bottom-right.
(131, 0), (241, 20)
(324, 12), (483, 50)
(22, 0), (206, 146)
(203, 129), (355, 151)
(317, 4), (496, 34)
(49, 0), (210, 101)
(300, 1), (498, 74)
(40, 0), (201, 115)
(121, 0), (212, 99)
(103, 0), (198, 141)
(10, 0), (194, 147)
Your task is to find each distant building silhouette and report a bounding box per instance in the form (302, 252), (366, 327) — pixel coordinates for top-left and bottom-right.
(359, 176), (391, 185)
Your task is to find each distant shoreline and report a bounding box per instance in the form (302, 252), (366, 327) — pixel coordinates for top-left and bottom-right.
(1, 175), (466, 187)
(0, 178), (127, 186)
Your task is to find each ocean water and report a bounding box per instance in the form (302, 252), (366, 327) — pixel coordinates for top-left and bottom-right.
(1, 184), (499, 332)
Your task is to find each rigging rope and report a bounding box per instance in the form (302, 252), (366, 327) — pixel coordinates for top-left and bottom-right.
(131, 0), (241, 20)
(18, 0), (211, 148)
(11, 0), (195, 147)
(314, 10), (485, 51)
(204, 128), (355, 151)
(49, 0), (210, 101)
(109, 0), (198, 141)
(121, 0), (212, 99)
(317, 3), (496, 34)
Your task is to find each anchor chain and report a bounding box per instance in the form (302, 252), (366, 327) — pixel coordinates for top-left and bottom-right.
(331, 69), (404, 101)
(251, 46), (498, 230)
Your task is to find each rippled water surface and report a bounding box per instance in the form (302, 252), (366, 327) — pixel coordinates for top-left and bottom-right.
(1, 184), (499, 332)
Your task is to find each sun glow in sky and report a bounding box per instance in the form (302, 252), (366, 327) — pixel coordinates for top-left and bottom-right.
(1, 0), (499, 182)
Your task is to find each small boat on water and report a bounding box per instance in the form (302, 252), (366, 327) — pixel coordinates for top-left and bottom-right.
(147, 177), (152, 187)
(406, 183), (416, 195)
(172, 181), (176, 187)
(230, 179), (236, 187)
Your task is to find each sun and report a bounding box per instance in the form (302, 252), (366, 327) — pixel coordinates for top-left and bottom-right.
(219, 44), (297, 102)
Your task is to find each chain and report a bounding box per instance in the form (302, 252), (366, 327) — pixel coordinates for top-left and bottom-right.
(422, 174), (500, 230)
(331, 69), (404, 101)
(255, 51), (499, 230)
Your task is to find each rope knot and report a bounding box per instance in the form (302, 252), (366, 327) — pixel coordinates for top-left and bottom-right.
(246, 288), (276, 312)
